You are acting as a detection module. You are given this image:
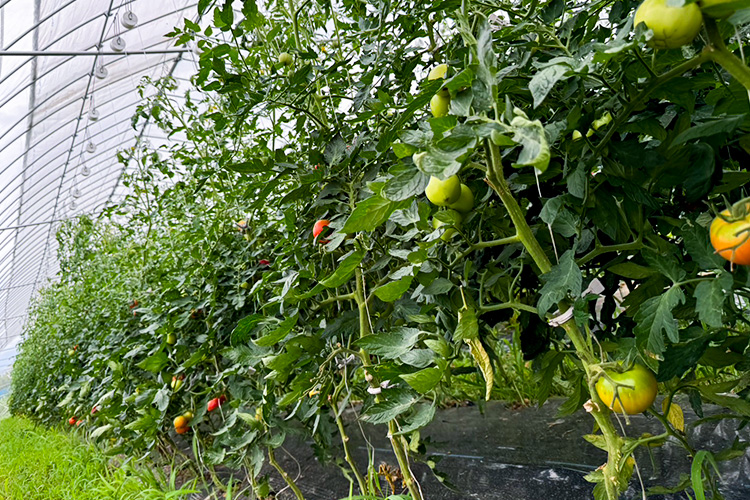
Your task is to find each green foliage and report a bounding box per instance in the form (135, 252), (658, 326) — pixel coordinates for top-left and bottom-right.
(9, 1), (750, 499)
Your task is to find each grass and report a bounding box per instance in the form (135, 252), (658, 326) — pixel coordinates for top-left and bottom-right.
(0, 417), (198, 500)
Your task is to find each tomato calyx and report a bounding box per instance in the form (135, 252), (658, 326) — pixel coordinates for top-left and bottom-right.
(714, 198), (750, 223)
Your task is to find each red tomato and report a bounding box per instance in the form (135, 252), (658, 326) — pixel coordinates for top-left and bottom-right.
(259, 259), (271, 266)
(312, 219), (331, 243)
(68, 417), (77, 425)
(207, 398), (219, 412)
(208, 395), (226, 412)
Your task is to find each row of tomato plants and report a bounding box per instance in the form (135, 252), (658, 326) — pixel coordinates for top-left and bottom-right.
(11, 1), (750, 499)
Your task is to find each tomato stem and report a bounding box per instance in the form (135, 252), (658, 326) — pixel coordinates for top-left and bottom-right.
(704, 18), (750, 92)
(353, 266), (424, 500)
(485, 139), (630, 500)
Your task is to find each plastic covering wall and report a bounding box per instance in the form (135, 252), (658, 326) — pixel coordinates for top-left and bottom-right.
(0, 0), (200, 371)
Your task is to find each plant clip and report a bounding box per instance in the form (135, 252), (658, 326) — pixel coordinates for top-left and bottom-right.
(547, 307), (574, 327)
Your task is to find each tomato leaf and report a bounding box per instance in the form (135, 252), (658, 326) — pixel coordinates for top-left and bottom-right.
(231, 314), (264, 345)
(454, 306), (478, 342)
(421, 277), (454, 295)
(361, 390), (417, 424)
(672, 115), (744, 147)
(693, 272), (732, 328)
(373, 276), (413, 302)
(643, 251), (685, 284)
(354, 327), (420, 359)
(255, 314), (298, 347)
(399, 366), (443, 394)
(320, 249), (366, 288)
(342, 196), (411, 233)
(662, 400), (685, 432)
(607, 262), (656, 280)
(681, 223), (725, 270)
(537, 250), (582, 317)
(510, 113), (551, 172)
(657, 334), (710, 382)
(382, 165), (428, 202)
(392, 403), (436, 435)
(465, 337), (494, 401)
(529, 64), (569, 109)
(136, 353), (169, 373)
(634, 286), (686, 355)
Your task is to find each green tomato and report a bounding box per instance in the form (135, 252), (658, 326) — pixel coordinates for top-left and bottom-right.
(572, 130), (583, 141)
(595, 364), (658, 415)
(166, 333), (177, 345)
(432, 210), (463, 241)
(700, 0), (743, 18)
(634, 0), (703, 50)
(428, 64), (448, 81)
(278, 52), (293, 66)
(428, 64), (450, 97)
(430, 94), (450, 118)
(425, 175), (461, 206)
(447, 184), (474, 213)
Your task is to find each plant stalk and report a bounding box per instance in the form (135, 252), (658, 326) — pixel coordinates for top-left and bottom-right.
(704, 17), (750, 91)
(334, 408), (368, 495)
(354, 266), (424, 500)
(485, 140), (627, 500)
(267, 446), (305, 500)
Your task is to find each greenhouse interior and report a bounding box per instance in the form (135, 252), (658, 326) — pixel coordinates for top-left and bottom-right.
(1, 0), (750, 499)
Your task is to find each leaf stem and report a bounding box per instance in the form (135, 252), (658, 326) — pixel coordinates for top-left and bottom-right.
(479, 301), (538, 314)
(267, 446), (305, 500)
(577, 234), (643, 266)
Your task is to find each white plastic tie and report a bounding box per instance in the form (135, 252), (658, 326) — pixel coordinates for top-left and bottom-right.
(548, 307), (574, 327)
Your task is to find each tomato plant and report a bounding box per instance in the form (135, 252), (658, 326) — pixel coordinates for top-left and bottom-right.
(9, 1), (750, 500)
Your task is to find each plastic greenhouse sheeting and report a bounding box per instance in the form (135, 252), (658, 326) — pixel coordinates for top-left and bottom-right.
(0, 0), (200, 371)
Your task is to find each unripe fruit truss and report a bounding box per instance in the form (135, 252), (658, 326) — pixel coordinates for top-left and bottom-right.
(634, 0), (703, 50)
(425, 175), (461, 206)
(447, 184), (474, 213)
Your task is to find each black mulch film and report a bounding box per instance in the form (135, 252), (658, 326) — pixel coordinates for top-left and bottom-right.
(188, 399), (749, 499)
